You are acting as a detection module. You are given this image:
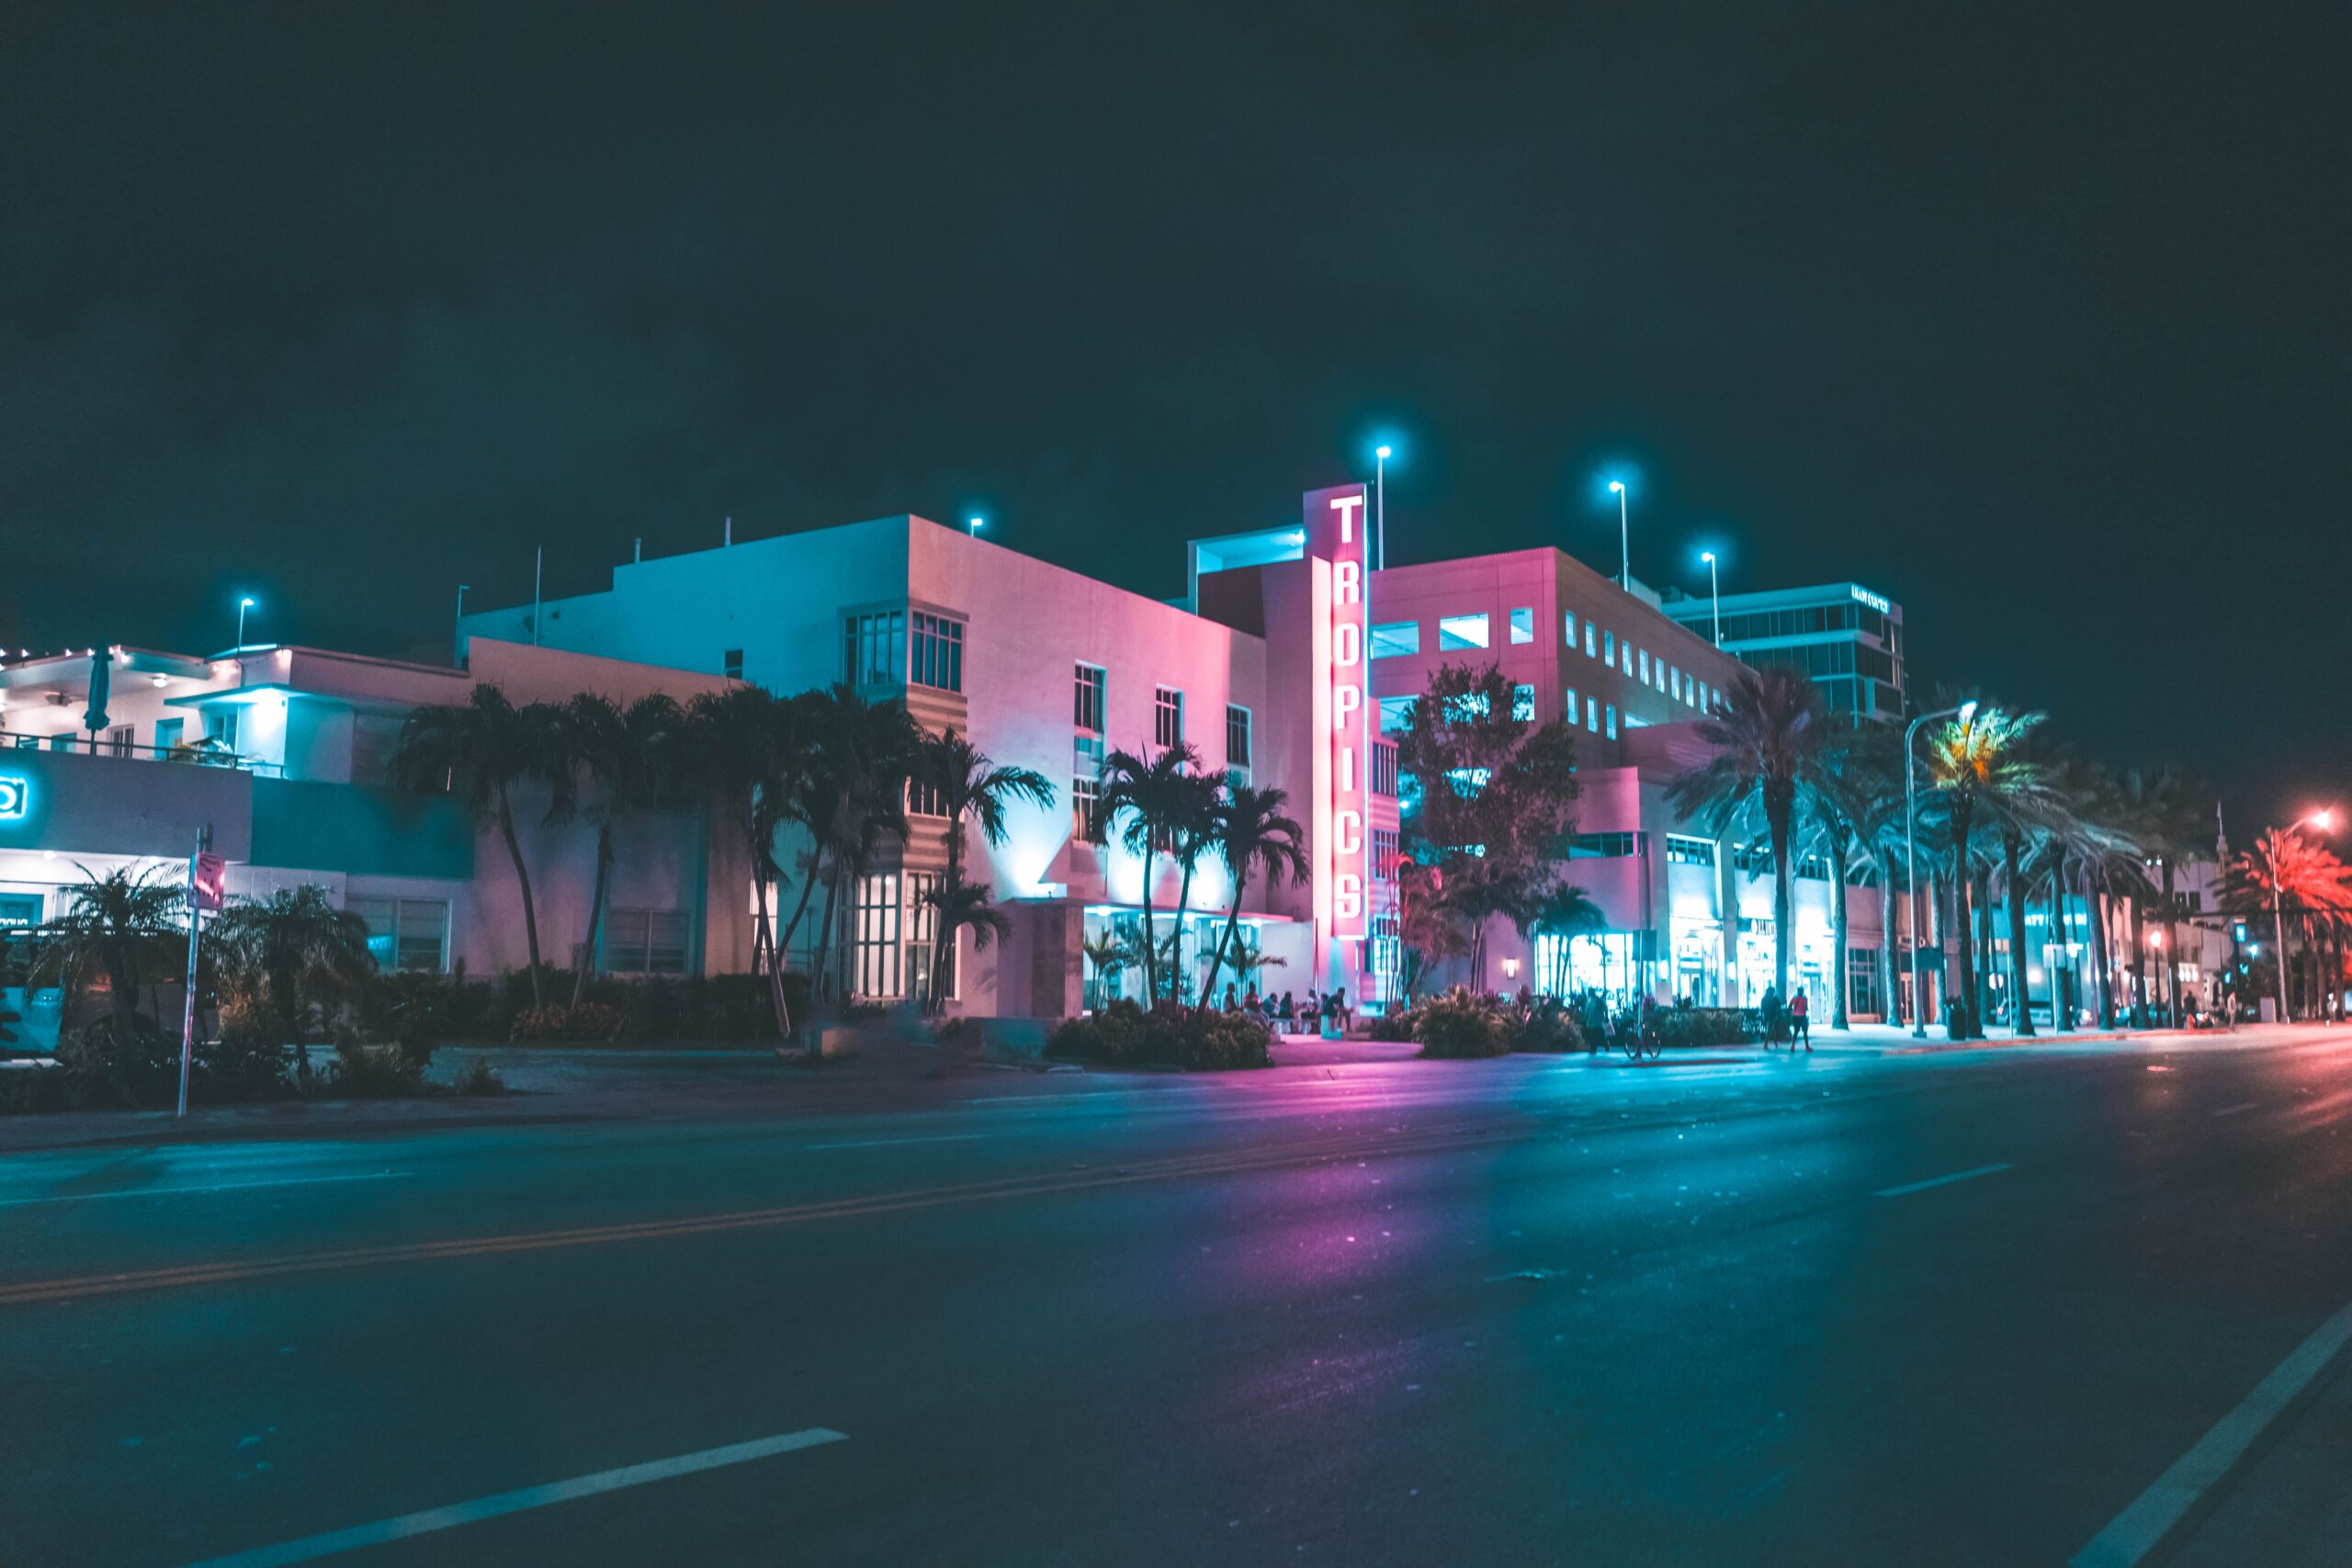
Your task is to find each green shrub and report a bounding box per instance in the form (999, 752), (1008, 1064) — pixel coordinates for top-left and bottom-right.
(54, 1015), (181, 1106)
(454, 1057), (503, 1096)
(1367, 1003), (1422, 1042)
(1657, 1007), (1757, 1048)
(1414, 988), (1510, 1059)
(1510, 998), (1584, 1053)
(1047, 1000), (1273, 1070)
(330, 1038), (425, 1098)
(510, 1002), (625, 1043)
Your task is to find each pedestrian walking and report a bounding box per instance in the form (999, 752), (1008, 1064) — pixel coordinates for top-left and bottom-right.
(1791, 988), (1811, 1051)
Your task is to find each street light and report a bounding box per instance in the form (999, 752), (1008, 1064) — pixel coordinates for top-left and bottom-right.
(1700, 551), (1721, 647)
(967, 516), (985, 536)
(1374, 445), (1392, 571)
(235, 596), (256, 649)
(1609, 480), (1628, 591)
(455, 584), (470, 668)
(2269, 807), (2339, 1023)
(1904, 700), (1976, 1037)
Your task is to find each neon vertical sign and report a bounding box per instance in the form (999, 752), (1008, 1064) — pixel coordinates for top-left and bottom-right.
(1306, 482), (1370, 940)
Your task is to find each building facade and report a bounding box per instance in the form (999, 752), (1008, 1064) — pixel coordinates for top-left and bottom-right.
(1660, 581), (1906, 725)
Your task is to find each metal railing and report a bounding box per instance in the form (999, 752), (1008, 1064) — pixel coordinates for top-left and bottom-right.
(0, 729), (285, 777)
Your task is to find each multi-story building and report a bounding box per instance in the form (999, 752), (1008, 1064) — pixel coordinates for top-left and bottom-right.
(1660, 581), (1906, 725)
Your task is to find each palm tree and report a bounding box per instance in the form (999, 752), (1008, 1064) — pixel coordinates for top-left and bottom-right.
(40, 863), (185, 1040)
(1669, 667), (1826, 1004)
(392, 684), (570, 1009)
(210, 885), (377, 1085)
(1197, 784), (1308, 1008)
(1920, 705), (2041, 1038)
(910, 728), (1055, 1014)
(1803, 716), (1894, 1031)
(799, 686), (918, 1004)
(2223, 829), (2352, 1021)
(918, 878), (1012, 1007)
(2109, 768), (2204, 1024)
(556, 693), (687, 1006)
(1099, 742), (1204, 1005)
(1530, 882), (1605, 998)
(1080, 930), (1130, 1010)
(682, 683), (814, 1033)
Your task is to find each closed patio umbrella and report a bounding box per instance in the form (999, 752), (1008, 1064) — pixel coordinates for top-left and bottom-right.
(81, 647), (111, 749)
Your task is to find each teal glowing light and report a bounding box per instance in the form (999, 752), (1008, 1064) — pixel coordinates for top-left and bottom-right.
(0, 774), (27, 819)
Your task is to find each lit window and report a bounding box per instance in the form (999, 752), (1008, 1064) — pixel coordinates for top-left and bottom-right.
(1074, 664), (1106, 731)
(1564, 687), (1577, 725)
(1511, 683), (1535, 721)
(1586, 696), (1599, 732)
(1378, 695), (1417, 734)
(1438, 613), (1490, 649)
(1585, 623), (1597, 658)
(842, 611), (906, 686)
(1601, 630), (1615, 664)
(1638, 649), (1649, 682)
(1154, 687), (1184, 748)
(1371, 828), (1399, 880)
(603, 907), (689, 975)
(1666, 835), (1714, 866)
(346, 897), (450, 974)
(1605, 704), (1617, 739)
(1073, 775), (1106, 843)
(1370, 621), (1419, 659)
(1226, 704), (1251, 774)
(1509, 608), (1534, 645)
(910, 611), (964, 692)
(1564, 611), (1577, 649)
(1622, 642), (1634, 676)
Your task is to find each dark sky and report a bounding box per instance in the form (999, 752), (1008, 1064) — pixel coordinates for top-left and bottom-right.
(6, 3), (2347, 831)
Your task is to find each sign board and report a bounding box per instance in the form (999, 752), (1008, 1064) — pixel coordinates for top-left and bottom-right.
(0, 775), (26, 820)
(1849, 585), (1892, 614)
(193, 852), (228, 912)
(1303, 482), (1370, 940)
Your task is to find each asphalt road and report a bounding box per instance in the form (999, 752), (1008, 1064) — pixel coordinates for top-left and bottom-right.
(6, 1028), (2352, 1567)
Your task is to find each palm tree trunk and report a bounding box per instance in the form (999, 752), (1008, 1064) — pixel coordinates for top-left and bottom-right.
(573, 826), (614, 1008)
(1172, 857), (1198, 1007)
(496, 784), (545, 1009)
(2128, 896), (2149, 1028)
(1879, 850), (1899, 1025)
(1137, 846), (1160, 1006)
(1829, 828), (1851, 1030)
(2003, 829), (2035, 1037)
(2158, 861), (2181, 1024)
(2046, 859), (2069, 1032)
(1200, 871), (1250, 1010)
(1768, 792), (1793, 1000)
(1951, 807), (1979, 1036)
(2086, 879), (2116, 1030)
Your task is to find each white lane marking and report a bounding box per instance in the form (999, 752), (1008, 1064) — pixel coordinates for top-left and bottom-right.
(2072, 1297), (2352, 1566)
(806, 1133), (989, 1151)
(1872, 1162), (2013, 1198)
(177, 1427), (847, 1568)
(0, 1172), (408, 1209)
(2211, 1102), (2259, 1118)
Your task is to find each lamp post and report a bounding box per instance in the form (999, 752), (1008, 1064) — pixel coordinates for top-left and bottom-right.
(454, 584), (470, 667)
(1609, 480), (1628, 591)
(1904, 700), (1975, 1037)
(1374, 446), (1391, 571)
(1701, 552), (1721, 646)
(967, 515), (985, 537)
(235, 596), (255, 650)
(2272, 807), (2338, 1023)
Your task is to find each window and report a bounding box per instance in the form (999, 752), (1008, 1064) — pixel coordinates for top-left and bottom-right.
(1602, 630), (1615, 665)
(1586, 696), (1599, 732)
(1509, 607), (1534, 645)
(1622, 642), (1634, 676)
(205, 706), (239, 752)
(1511, 684), (1535, 722)
(604, 908), (689, 975)
(1797, 855), (1832, 882)
(108, 725), (133, 756)
(1071, 664), (1107, 733)
(1154, 687), (1183, 748)
(1605, 704), (1617, 739)
(722, 648), (744, 681)
(1438, 613), (1490, 649)
(910, 611), (964, 692)
(1564, 687), (1577, 726)
(1564, 612), (1577, 649)
(1370, 621), (1419, 659)
(1371, 827), (1399, 880)
(1585, 623), (1597, 658)
(1731, 843), (1770, 874)
(1073, 773), (1107, 843)
(1668, 668), (1680, 700)
(908, 773), (948, 818)
(153, 717), (184, 754)
(1666, 835), (1715, 866)
(1569, 832), (1639, 858)
(843, 610), (906, 686)
(346, 897), (450, 974)
(1849, 949), (1882, 1019)
(1226, 705), (1251, 774)
(1638, 649), (1650, 682)
(1370, 740), (1398, 795)
(1378, 695), (1416, 734)
(0, 892), (43, 928)
(844, 874), (902, 998)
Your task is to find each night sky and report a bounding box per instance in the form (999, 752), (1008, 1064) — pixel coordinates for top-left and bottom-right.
(6, 4), (2346, 829)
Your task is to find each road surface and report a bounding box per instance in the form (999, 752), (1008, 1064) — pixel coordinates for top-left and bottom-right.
(6, 1028), (2351, 1565)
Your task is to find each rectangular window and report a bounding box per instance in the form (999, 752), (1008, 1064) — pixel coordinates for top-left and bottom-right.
(108, 725), (133, 756)
(842, 611), (906, 686)
(1510, 683), (1535, 722)
(1668, 668), (1680, 700)
(1074, 663), (1106, 732)
(1371, 827), (1398, 881)
(1438, 613), (1490, 649)
(722, 648), (744, 681)
(1602, 630), (1615, 665)
(1073, 773), (1106, 844)
(1605, 704), (1617, 739)
(1563, 611), (1577, 649)
(1378, 695), (1416, 734)
(1370, 740), (1399, 796)
(205, 706), (240, 752)
(1564, 687), (1577, 726)
(844, 874), (903, 999)
(1622, 642), (1634, 676)
(1638, 649), (1650, 682)
(1370, 621), (1420, 659)
(1586, 696), (1599, 732)
(1666, 834), (1715, 866)
(1154, 687), (1183, 749)
(910, 611), (964, 692)
(154, 717), (185, 754)
(603, 907), (689, 975)
(346, 897), (450, 974)
(1585, 623), (1597, 658)
(1849, 949), (1882, 1019)
(0, 892), (44, 927)
(907, 773), (948, 818)
(1568, 832), (1639, 858)
(905, 872), (956, 1006)
(1509, 607), (1534, 644)
(1226, 705), (1251, 774)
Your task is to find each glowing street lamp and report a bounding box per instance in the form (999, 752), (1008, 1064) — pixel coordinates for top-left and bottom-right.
(235, 596), (256, 649)
(1374, 445), (1392, 571)
(1609, 480), (1628, 591)
(1700, 551), (1721, 646)
(967, 516), (985, 536)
